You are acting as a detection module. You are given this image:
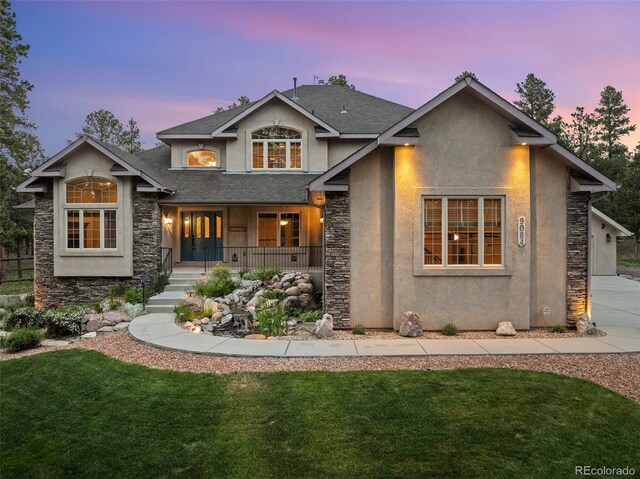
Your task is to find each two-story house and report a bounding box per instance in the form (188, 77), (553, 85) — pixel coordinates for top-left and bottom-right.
(17, 77), (615, 330)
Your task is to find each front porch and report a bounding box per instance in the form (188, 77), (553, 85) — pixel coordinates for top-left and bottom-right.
(160, 203), (324, 272)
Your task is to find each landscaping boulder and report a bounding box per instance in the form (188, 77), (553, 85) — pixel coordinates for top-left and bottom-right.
(203, 298), (218, 313)
(576, 313), (597, 336)
(245, 334), (267, 340)
(285, 286), (300, 296)
(298, 293), (314, 309)
(212, 311), (224, 322)
(298, 282), (313, 295)
(200, 317), (210, 325)
(312, 313), (334, 339)
(399, 311), (423, 337)
(221, 314), (234, 326)
(282, 295), (300, 313)
(113, 322), (129, 331)
(85, 319), (101, 333)
(496, 321), (516, 336)
(184, 296), (204, 312)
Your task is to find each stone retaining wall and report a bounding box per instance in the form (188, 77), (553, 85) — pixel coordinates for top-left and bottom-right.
(33, 190), (162, 306)
(566, 191), (590, 326)
(323, 176), (351, 328)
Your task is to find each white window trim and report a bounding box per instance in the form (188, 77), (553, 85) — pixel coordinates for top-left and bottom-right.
(65, 208), (118, 251)
(185, 147), (221, 168)
(251, 127), (303, 171)
(256, 211), (301, 247)
(422, 196), (505, 268)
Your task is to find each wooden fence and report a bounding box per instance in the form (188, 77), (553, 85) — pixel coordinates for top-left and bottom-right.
(0, 239), (34, 285)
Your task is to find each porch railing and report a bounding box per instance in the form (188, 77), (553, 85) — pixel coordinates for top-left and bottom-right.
(161, 247), (173, 277)
(204, 246), (322, 273)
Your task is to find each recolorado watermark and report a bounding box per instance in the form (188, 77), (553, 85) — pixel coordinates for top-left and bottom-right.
(575, 465), (636, 476)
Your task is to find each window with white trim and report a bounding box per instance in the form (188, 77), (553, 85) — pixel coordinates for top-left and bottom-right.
(423, 196), (504, 267)
(257, 212), (300, 247)
(187, 149), (217, 167)
(65, 177), (118, 250)
(251, 126), (302, 170)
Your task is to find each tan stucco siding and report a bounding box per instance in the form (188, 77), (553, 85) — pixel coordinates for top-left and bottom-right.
(226, 100), (328, 173)
(53, 146), (134, 277)
(350, 148), (395, 328)
(327, 139), (370, 168)
(532, 150), (567, 326)
(349, 91), (534, 330)
(591, 217), (619, 276)
(170, 140), (227, 169)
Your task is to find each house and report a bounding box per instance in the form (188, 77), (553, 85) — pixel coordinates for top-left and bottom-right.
(591, 207), (632, 276)
(17, 77), (616, 330)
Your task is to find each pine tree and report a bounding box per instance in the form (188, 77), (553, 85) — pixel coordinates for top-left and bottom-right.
(454, 71), (478, 82)
(567, 106), (598, 163)
(0, 0), (44, 265)
(514, 74), (556, 126)
(119, 118), (143, 154)
(76, 109), (144, 154)
(615, 145), (640, 256)
(593, 86), (636, 183)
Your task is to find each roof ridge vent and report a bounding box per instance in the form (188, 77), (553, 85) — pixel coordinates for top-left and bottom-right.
(340, 105), (348, 114)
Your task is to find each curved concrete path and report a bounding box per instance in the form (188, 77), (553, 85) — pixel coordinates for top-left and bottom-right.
(130, 276), (639, 357)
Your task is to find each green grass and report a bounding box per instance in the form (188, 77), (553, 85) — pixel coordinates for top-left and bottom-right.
(618, 257), (640, 267)
(1, 350), (638, 479)
(0, 280), (33, 295)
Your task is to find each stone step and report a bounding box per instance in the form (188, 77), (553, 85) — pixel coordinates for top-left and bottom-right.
(146, 304), (176, 314)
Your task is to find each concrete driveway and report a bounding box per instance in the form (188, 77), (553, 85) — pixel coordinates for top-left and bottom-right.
(591, 275), (640, 351)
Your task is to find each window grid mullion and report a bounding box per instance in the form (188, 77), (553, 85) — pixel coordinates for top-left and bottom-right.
(479, 197), (484, 267)
(442, 197), (448, 267)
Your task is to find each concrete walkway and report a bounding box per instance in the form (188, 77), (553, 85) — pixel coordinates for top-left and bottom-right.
(130, 276), (640, 356)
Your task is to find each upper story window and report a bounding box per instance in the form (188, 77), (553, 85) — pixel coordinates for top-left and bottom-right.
(187, 150), (217, 167)
(64, 177), (118, 250)
(423, 196), (504, 267)
(252, 126), (302, 170)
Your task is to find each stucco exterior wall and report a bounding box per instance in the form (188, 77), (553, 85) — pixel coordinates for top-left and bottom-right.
(327, 139), (370, 168)
(347, 92), (537, 330)
(591, 216), (619, 276)
(53, 146), (134, 277)
(226, 100), (328, 173)
(170, 140), (227, 169)
(531, 149), (567, 327)
(349, 148), (395, 328)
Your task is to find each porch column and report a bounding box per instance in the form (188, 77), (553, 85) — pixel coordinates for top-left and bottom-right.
(324, 177), (351, 328)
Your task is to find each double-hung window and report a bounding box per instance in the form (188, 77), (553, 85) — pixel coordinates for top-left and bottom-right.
(423, 196), (504, 267)
(65, 177), (118, 250)
(257, 212), (300, 247)
(252, 126), (302, 170)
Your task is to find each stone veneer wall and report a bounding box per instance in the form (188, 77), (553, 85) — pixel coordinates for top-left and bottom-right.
(33, 190), (162, 306)
(566, 191), (590, 326)
(323, 182), (351, 328)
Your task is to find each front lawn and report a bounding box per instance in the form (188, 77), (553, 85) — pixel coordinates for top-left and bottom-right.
(1, 350), (638, 479)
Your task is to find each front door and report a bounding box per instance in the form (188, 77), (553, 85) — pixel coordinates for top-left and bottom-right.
(180, 212), (223, 262)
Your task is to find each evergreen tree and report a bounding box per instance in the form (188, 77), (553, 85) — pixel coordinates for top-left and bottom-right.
(593, 85), (636, 183)
(75, 109), (143, 154)
(214, 96), (251, 114)
(317, 74), (356, 90)
(0, 0), (44, 264)
(514, 73), (556, 126)
(615, 145), (640, 256)
(454, 71), (478, 82)
(567, 106), (598, 163)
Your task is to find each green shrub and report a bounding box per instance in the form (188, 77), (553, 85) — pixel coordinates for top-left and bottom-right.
(44, 305), (85, 336)
(152, 275), (170, 294)
(109, 283), (129, 296)
(5, 307), (44, 330)
(352, 324), (366, 335)
(442, 323), (458, 336)
(91, 302), (103, 314)
(174, 303), (195, 322)
(552, 325), (566, 333)
(193, 267), (236, 299)
(21, 293), (35, 307)
(257, 267), (280, 284)
(124, 303), (145, 319)
(240, 270), (262, 281)
(298, 309), (323, 322)
(254, 301), (287, 337)
(238, 269), (249, 279)
(124, 287), (144, 305)
(262, 289), (285, 301)
(0, 328), (43, 353)
(107, 296), (121, 311)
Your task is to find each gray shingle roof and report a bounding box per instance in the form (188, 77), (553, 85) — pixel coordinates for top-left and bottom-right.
(157, 85), (413, 136)
(134, 146), (317, 204)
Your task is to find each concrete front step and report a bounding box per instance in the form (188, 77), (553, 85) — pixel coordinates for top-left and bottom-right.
(148, 293), (187, 306)
(147, 304), (176, 314)
(171, 272), (204, 279)
(164, 284), (193, 292)
(169, 278), (199, 285)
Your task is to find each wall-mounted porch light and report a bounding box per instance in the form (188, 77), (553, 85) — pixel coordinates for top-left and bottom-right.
(163, 216), (173, 226)
(280, 219), (289, 226)
(606, 233), (612, 243)
(320, 216), (324, 224)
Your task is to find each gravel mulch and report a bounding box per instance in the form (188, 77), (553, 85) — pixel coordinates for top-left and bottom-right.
(2, 331), (637, 402)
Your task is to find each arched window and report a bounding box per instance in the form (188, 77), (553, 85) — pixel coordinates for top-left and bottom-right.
(64, 177), (118, 250)
(252, 126), (302, 170)
(187, 150), (217, 167)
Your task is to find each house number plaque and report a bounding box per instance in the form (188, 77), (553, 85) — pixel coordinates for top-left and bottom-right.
(517, 216), (526, 247)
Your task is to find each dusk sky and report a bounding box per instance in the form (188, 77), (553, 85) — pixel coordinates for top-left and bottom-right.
(13, 0), (640, 156)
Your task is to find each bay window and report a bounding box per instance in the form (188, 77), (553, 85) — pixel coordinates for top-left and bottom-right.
(423, 196), (504, 267)
(252, 126), (302, 170)
(65, 177), (118, 250)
